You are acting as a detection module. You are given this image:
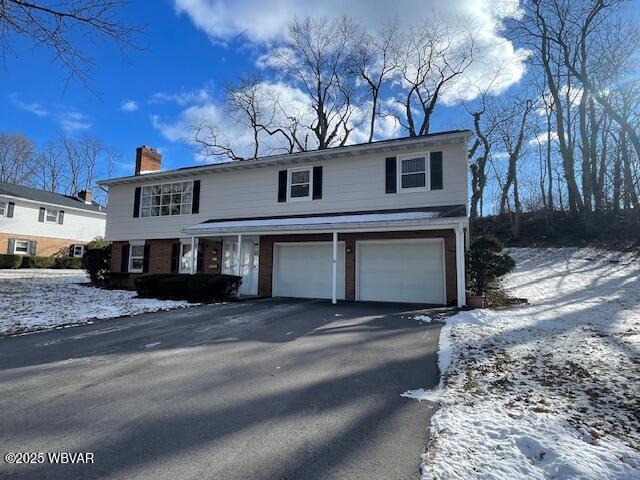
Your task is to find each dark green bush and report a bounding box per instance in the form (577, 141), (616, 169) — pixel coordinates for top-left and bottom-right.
(20, 256), (56, 268)
(54, 256), (83, 269)
(83, 246), (111, 286)
(466, 236), (516, 296)
(0, 254), (23, 269)
(135, 273), (242, 302)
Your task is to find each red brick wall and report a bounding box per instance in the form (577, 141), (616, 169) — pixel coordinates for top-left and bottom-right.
(0, 233), (85, 256)
(259, 229), (458, 305)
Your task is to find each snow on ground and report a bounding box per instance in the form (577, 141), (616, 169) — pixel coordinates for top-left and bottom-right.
(421, 248), (640, 479)
(0, 269), (191, 336)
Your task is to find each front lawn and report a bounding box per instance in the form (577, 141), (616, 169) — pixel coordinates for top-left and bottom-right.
(0, 269), (191, 336)
(422, 248), (640, 479)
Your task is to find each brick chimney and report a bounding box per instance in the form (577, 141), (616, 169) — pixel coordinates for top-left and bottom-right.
(135, 145), (161, 175)
(77, 190), (93, 204)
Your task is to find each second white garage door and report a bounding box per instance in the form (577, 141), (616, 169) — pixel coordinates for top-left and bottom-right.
(356, 239), (445, 304)
(273, 242), (345, 300)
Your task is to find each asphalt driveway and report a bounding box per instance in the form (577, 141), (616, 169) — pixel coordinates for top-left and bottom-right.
(0, 299), (443, 480)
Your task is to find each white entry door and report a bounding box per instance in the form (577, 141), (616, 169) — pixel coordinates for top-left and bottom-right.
(356, 239), (445, 304)
(223, 237), (259, 295)
(273, 242), (345, 300)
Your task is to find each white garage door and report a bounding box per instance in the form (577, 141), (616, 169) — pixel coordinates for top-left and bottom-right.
(357, 240), (445, 304)
(274, 243), (345, 299)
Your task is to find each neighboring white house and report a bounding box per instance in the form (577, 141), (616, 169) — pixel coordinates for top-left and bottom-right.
(100, 131), (471, 306)
(0, 183), (107, 257)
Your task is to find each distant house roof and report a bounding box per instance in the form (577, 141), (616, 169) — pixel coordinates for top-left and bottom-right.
(100, 130), (473, 186)
(0, 182), (106, 213)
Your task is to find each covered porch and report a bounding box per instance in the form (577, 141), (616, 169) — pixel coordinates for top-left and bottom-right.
(183, 210), (468, 307)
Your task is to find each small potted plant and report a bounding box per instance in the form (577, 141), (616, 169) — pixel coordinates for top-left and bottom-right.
(466, 236), (515, 308)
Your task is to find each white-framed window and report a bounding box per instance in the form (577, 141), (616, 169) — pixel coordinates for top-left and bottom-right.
(72, 244), (85, 258)
(398, 153), (428, 192)
(141, 181), (193, 217)
(14, 239), (30, 255)
(179, 240), (197, 273)
(287, 167), (312, 201)
(0, 200), (6, 217)
(128, 242), (145, 273)
(45, 208), (60, 223)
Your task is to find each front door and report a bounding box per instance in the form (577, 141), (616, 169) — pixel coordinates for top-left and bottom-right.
(222, 237), (259, 295)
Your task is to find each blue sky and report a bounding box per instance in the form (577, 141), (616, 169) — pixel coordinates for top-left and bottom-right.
(1, 0), (527, 179)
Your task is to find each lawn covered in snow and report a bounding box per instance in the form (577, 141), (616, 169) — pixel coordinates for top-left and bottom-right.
(421, 248), (640, 479)
(0, 269), (191, 336)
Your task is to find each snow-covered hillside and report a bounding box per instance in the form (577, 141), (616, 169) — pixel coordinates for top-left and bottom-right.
(422, 248), (640, 479)
(0, 269), (191, 336)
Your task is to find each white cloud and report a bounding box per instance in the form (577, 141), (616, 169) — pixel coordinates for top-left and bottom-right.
(149, 86), (212, 106)
(174, 0), (527, 103)
(9, 93), (48, 117)
(57, 110), (92, 134)
(121, 100), (139, 112)
(529, 130), (559, 145)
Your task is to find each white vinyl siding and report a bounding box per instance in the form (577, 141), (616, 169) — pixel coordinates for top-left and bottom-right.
(104, 141), (468, 241)
(0, 199), (106, 241)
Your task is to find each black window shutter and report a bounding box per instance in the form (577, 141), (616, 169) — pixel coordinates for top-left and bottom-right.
(121, 244), (130, 273)
(8, 238), (15, 254)
(170, 243), (180, 273)
(133, 187), (141, 217)
(142, 244), (150, 273)
(69, 245), (75, 257)
(192, 180), (201, 214)
(430, 152), (443, 190)
(38, 207), (45, 222)
(7, 202), (14, 218)
(29, 240), (37, 256)
(385, 157), (397, 193)
(197, 243), (205, 273)
(277, 170), (287, 202)
(312, 166), (323, 200)
(58, 210), (64, 224)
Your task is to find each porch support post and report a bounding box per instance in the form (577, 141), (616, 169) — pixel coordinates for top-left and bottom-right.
(331, 232), (338, 305)
(189, 236), (196, 274)
(455, 224), (466, 308)
(235, 234), (242, 297)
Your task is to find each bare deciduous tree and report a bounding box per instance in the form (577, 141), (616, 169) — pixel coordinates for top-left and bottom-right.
(0, 0), (140, 87)
(0, 133), (36, 184)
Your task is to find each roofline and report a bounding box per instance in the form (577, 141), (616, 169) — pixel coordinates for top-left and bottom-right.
(0, 193), (107, 216)
(182, 216), (469, 237)
(99, 130), (472, 187)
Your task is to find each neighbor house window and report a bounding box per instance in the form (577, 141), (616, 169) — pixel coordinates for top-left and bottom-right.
(0, 201), (6, 217)
(399, 155), (427, 190)
(128, 244), (145, 273)
(72, 244), (85, 258)
(45, 208), (60, 223)
(141, 181), (193, 217)
(14, 240), (29, 254)
(288, 167), (312, 201)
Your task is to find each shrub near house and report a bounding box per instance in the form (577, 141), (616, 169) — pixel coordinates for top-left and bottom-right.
(134, 274), (242, 302)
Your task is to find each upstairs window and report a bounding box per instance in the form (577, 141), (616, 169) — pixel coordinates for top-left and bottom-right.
(45, 208), (60, 223)
(0, 201), (6, 217)
(288, 167), (312, 201)
(400, 156), (427, 190)
(141, 181), (193, 217)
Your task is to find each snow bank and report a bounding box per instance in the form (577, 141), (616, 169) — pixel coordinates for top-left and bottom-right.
(0, 269), (192, 336)
(421, 248), (640, 479)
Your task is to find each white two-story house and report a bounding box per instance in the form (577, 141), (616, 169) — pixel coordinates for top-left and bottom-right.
(100, 131), (471, 306)
(0, 183), (107, 257)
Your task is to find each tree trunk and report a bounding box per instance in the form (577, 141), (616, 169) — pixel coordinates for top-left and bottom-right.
(578, 90), (594, 235)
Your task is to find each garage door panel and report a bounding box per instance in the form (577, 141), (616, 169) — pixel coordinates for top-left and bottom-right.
(357, 241), (444, 304)
(274, 243), (345, 300)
